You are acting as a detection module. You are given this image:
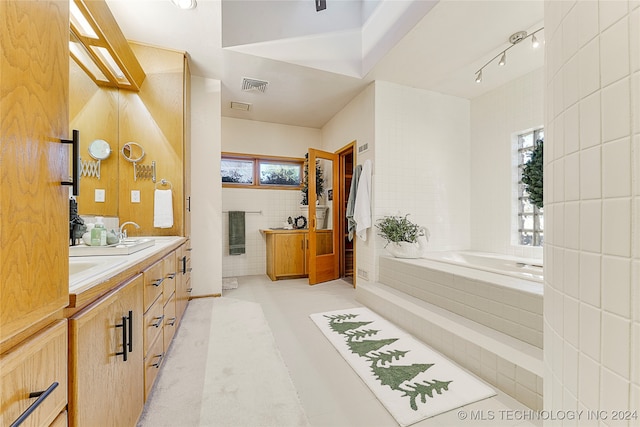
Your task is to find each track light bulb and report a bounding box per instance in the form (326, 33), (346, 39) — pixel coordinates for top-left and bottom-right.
(498, 52), (506, 66)
(475, 70), (482, 83)
(531, 34), (540, 49)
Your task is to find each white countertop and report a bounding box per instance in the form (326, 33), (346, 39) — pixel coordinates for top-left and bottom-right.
(69, 236), (184, 294)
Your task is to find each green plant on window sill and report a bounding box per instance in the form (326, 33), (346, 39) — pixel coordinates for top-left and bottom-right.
(522, 139), (544, 209)
(375, 214), (424, 246)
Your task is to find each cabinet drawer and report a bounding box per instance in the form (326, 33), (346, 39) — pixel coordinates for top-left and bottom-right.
(1, 320), (67, 427)
(144, 332), (164, 400)
(162, 252), (177, 307)
(49, 410), (67, 427)
(163, 292), (177, 353)
(143, 260), (164, 313)
(143, 299), (164, 358)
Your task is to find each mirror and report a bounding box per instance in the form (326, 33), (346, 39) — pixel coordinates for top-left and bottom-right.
(88, 139), (112, 160)
(121, 142), (145, 163)
(70, 57), (119, 217)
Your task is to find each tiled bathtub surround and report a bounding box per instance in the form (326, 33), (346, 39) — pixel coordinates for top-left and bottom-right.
(378, 255), (544, 348)
(544, 0), (639, 419)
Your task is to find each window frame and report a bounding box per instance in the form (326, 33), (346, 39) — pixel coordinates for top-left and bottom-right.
(515, 128), (544, 247)
(221, 152), (304, 190)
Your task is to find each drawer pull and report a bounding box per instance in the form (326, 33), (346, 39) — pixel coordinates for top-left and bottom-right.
(167, 317), (176, 326)
(166, 272), (177, 279)
(187, 287), (193, 293)
(151, 353), (164, 368)
(152, 315), (165, 328)
(152, 278), (165, 287)
(181, 256), (187, 274)
(116, 314), (129, 362)
(127, 311), (134, 353)
(187, 267), (193, 273)
(10, 382), (59, 427)
(186, 247), (193, 251)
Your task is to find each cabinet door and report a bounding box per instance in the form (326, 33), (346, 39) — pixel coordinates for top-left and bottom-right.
(68, 275), (144, 427)
(0, 0), (70, 346)
(0, 320), (67, 427)
(274, 234), (306, 278)
(175, 243), (192, 323)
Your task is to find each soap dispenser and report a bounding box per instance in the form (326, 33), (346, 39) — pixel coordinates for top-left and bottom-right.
(91, 216), (107, 246)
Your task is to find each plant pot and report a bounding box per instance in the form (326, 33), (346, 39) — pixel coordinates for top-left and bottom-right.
(385, 241), (424, 259)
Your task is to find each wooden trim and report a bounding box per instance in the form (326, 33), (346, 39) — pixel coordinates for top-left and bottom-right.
(222, 152), (304, 190)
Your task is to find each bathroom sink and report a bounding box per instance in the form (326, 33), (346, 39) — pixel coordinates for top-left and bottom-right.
(69, 260), (104, 275)
(69, 238), (155, 257)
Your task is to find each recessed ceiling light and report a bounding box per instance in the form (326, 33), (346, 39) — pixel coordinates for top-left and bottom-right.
(171, 0), (197, 10)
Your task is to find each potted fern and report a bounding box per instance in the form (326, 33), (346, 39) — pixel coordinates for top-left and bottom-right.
(375, 214), (429, 258)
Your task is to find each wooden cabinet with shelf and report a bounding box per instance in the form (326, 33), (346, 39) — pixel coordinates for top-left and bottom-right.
(68, 275), (144, 427)
(262, 230), (332, 281)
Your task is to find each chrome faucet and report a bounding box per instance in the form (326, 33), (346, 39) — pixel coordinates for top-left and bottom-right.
(119, 221), (140, 242)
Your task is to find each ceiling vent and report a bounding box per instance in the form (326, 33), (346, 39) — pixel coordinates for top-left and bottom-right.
(230, 101), (251, 111)
(241, 78), (269, 93)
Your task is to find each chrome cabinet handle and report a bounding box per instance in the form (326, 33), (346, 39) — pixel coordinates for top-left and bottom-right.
(166, 272), (176, 279)
(151, 353), (164, 368)
(61, 129), (80, 196)
(152, 277), (165, 287)
(167, 317), (176, 326)
(10, 382), (59, 427)
(152, 315), (164, 328)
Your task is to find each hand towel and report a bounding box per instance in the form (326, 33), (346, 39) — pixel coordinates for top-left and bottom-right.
(154, 189), (174, 228)
(353, 160), (372, 241)
(228, 211), (246, 255)
(346, 164), (362, 242)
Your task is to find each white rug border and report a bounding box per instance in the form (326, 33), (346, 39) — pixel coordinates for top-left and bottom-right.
(310, 307), (496, 426)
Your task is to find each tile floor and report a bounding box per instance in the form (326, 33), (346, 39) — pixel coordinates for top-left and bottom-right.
(213, 274), (541, 427)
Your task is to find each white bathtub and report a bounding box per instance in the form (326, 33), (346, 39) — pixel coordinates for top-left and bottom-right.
(377, 251), (544, 348)
(421, 251), (543, 283)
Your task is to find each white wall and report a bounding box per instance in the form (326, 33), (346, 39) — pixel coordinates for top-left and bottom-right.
(470, 69), (544, 259)
(544, 0), (639, 417)
(221, 117), (322, 277)
(374, 81), (471, 255)
(190, 76), (222, 296)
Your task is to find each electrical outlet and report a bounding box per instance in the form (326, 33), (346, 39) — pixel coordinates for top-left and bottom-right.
(95, 189), (105, 203)
(131, 190), (141, 203)
(357, 268), (369, 280)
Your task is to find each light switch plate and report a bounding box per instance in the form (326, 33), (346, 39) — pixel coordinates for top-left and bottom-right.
(95, 189), (105, 203)
(131, 190), (141, 203)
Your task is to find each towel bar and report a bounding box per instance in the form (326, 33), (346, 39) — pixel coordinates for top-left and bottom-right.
(223, 210), (262, 214)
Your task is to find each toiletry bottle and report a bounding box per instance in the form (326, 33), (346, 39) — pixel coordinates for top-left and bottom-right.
(92, 217), (107, 246)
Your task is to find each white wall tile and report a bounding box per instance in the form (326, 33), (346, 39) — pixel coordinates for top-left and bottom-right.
(564, 201), (580, 249)
(577, 0), (600, 47)
(600, 367), (631, 412)
(602, 256), (631, 318)
(602, 312), (631, 378)
(579, 252), (601, 307)
(564, 295), (580, 347)
(579, 39), (601, 100)
(563, 249), (580, 299)
(580, 302), (601, 361)
(564, 104), (581, 154)
(602, 198), (631, 257)
(632, 9), (640, 72)
(579, 200), (601, 252)
(599, 0), (629, 31)
(602, 138), (632, 198)
(565, 152), (580, 201)
(580, 146), (602, 199)
(579, 93), (601, 149)
(600, 18), (630, 87)
(602, 78), (631, 143)
(563, 5), (580, 61)
(632, 322), (640, 385)
(578, 352), (601, 408)
(564, 55), (581, 109)
(563, 341), (580, 397)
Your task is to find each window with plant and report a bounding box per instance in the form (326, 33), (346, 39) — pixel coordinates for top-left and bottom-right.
(517, 129), (544, 246)
(221, 153), (303, 190)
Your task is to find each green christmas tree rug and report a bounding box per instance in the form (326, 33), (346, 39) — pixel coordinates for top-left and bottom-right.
(310, 307), (495, 426)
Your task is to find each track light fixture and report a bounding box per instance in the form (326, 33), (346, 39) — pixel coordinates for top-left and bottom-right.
(474, 27), (543, 83)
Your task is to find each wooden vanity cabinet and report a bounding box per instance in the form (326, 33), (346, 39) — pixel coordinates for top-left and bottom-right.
(266, 232), (307, 280)
(68, 275), (144, 427)
(176, 242), (192, 323)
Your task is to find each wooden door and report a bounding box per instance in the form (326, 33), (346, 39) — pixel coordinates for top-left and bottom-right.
(0, 0), (70, 348)
(68, 275), (144, 427)
(307, 149), (340, 285)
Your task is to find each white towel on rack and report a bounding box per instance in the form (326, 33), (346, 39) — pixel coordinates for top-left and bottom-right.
(353, 159), (372, 241)
(154, 189), (173, 228)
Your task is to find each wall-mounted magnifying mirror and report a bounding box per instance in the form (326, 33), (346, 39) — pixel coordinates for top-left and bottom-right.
(88, 139), (111, 160)
(121, 141), (145, 163)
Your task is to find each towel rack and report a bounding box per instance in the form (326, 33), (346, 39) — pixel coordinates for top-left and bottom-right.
(223, 210), (262, 214)
(155, 179), (172, 190)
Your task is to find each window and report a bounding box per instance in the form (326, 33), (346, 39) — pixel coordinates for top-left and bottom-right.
(221, 153), (303, 190)
(517, 129), (544, 246)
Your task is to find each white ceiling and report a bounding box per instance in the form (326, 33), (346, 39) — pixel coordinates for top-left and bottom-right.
(105, 0), (544, 129)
